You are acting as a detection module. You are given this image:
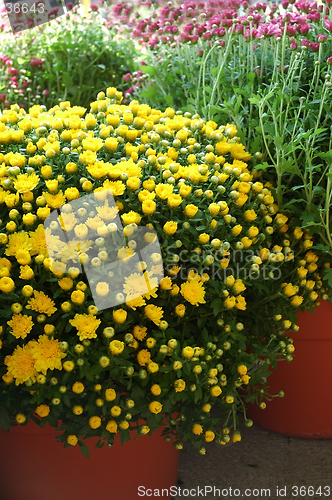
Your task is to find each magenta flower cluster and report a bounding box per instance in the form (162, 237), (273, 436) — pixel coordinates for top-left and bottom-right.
(105, 0), (332, 47)
(100, 0), (332, 98)
(0, 52), (49, 110)
(102, 0), (331, 51)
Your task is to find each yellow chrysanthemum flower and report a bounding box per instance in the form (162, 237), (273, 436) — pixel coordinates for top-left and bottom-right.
(149, 401), (163, 414)
(67, 435), (78, 446)
(5, 231), (31, 257)
(87, 161), (110, 179)
(192, 424), (203, 435)
(35, 404), (50, 418)
(121, 211), (142, 225)
(155, 183), (174, 200)
(26, 291), (57, 316)
(13, 173), (40, 193)
(58, 212), (77, 232)
(102, 179), (126, 196)
(109, 340), (125, 355)
(89, 416), (102, 429)
(43, 191), (66, 209)
(29, 335), (66, 375)
(7, 314), (34, 339)
(180, 280), (206, 306)
(142, 200), (156, 215)
(5, 344), (38, 385)
(69, 314), (101, 341)
(144, 304), (164, 325)
(204, 431), (215, 442)
(185, 204), (198, 217)
(106, 420), (118, 433)
(137, 349), (151, 366)
(105, 388), (116, 401)
(133, 325), (148, 341)
(174, 379), (186, 392)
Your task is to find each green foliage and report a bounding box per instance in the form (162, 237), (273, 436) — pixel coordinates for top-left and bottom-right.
(0, 11), (138, 109)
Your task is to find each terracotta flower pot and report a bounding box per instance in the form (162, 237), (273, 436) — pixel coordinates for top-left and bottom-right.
(0, 420), (179, 500)
(247, 300), (332, 438)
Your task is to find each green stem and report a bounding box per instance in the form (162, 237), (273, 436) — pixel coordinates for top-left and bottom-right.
(208, 25), (235, 120)
(258, 100), (277, 167)
(324, 168), (332, 251)
(196, 43), (214, 118)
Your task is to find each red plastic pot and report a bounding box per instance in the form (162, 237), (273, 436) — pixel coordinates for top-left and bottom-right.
(247, 300), (332, 438)
(0, 420), (179, 500)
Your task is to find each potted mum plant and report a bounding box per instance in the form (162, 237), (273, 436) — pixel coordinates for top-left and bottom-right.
(0, 87), (329, 499)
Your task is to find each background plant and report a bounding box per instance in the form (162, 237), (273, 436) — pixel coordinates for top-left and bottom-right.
(0, 5), (138, 110)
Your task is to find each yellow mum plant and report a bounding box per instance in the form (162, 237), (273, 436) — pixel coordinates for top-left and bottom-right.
(0, 88), (329, 455)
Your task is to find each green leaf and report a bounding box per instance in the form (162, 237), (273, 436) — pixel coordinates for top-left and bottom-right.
(141, 66), (156, 76)
(211, 298), (222, 316)
(253, 161), (270, 172)
(300, 212), (316, 227)
(139, 88), (156, 99)
(48, 417), (59, 428)
(233, 88), (250, 96)
(323, 268), (332, 287)
(78, 440), (90, 458)
(316, 150), (332, 161)
(164, 94), (174, 105)
(0, 406), (11, 432)
(63, 395), (71, 408)
(309, 127), (327, 139)
(264, 88), (276, 100)
(233, 95), (242, 113)
(280, 159), (299, 175)
(248, 96), (260, 106)
(208, 105), (224, 114)
(273, 136), (283, 149)
(194, 387), (202, 404)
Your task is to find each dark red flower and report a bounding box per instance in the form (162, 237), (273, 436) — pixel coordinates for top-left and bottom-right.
(298, 23), (311, 34)
(309, 42), (320, 51)
(8, 67), (18, 76)
(30, 58), (44, 67)
(301, 38), (310, 46)
(123, 73), (132, 82)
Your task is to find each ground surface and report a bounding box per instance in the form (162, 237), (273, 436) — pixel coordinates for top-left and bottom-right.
(172, 415), (332, 499)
